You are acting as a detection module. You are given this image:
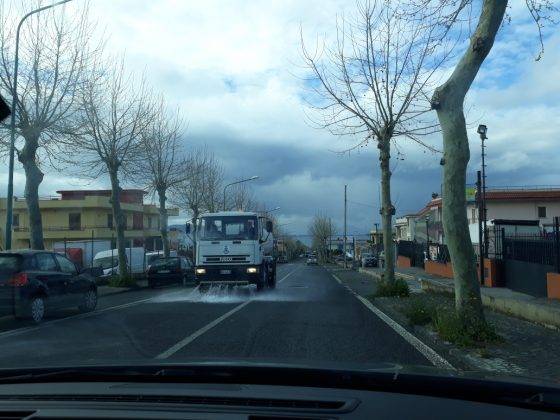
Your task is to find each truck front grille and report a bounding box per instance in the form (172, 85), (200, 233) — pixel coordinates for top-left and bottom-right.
(203, 255), (250, 264)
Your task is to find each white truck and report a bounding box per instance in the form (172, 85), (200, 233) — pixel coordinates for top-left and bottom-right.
(187, 211), (276, 291)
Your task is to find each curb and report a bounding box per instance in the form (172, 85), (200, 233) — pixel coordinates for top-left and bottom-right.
(420, 278), (560, 329)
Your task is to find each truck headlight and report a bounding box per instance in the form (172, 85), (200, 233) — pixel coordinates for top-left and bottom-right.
(246, 267), (258, 274)
(195, 268), (206, 275)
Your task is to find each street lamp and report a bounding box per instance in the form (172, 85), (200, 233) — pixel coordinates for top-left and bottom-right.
(262, 206), (280, 214)
(4, 0), (75, 251)
(477, 124), (488, 258)
(222, 175), (259, 211)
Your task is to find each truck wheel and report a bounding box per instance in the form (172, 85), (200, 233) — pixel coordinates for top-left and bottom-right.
(256, 266), (267, 292)
(267, 265), (276, 289)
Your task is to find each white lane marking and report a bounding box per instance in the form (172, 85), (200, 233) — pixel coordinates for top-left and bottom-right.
(331, 274), (454, 370)
(155, 300), (252, 359)
(278, 266), (299, 285)
(0, 288), (192, 340)
(156, 267), (300, 359)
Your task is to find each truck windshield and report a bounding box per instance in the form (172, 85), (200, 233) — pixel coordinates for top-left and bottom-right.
(198, 216), (258, 241)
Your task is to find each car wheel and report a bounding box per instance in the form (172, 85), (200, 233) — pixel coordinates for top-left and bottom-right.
(79, 289), (97, 313)
(30, 296), (46, 323)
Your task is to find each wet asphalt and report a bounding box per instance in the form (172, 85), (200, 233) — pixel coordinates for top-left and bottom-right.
(0, 262), (429, 368)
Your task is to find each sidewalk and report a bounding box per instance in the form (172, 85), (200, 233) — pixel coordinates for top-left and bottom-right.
(360, 266), (560, 329)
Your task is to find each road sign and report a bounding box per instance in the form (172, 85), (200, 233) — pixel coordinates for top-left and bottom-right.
(0, 95), (10, 122)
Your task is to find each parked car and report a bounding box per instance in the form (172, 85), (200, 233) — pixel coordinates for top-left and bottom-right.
(362, 255), (377, 267)
(306, 256), (318, 265)
(146, 256), (194, 288)
(93, 247), (146, 278)
(277, 255), (288, 263)
(0, 250), (98, 323)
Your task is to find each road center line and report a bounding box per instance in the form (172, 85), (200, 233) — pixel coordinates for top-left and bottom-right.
(155, 267), (300, 360)
(331, 273), (454, 370)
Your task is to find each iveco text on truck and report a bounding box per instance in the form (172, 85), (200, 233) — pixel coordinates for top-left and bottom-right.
(187, 211), (276, 291)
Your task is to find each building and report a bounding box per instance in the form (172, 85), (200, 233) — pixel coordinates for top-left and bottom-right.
(467, 187), (560, 230)
(0, 189), (179, 250)
(396, 193), (444, 244)
(394, 214), (416, 242)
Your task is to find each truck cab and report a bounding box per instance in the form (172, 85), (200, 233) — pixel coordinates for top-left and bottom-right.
(188, 211), (276, 291)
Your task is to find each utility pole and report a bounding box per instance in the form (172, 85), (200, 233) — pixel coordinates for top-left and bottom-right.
(344, 184), (347, 269)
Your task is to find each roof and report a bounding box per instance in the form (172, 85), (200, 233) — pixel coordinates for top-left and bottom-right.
(201, 211), (259, 217)
(483, 189), (560, 201)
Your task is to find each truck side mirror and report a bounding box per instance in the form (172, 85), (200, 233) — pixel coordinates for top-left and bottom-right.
(266, 220), (273, 233)
(185, 222), (191, 234)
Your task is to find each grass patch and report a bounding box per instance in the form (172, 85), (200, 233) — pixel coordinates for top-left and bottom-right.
(403, 296), (435, 326)
(107, 275), (136, 288)
(374, 278), (410, 297)
(433, 308), (500, 347)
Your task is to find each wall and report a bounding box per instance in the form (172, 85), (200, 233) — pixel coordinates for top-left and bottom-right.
(397, 255), (411, 268)
(425, 260), (454, 278)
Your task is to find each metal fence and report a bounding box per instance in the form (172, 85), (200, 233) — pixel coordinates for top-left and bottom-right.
(502, 235), (557, 266)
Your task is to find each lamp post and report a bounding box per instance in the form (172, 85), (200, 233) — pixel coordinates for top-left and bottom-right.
(477, 124), (488, 258)
(4, 0), (74, 251)
(222, 176), (259, 211)
(262, 206), (280, 215)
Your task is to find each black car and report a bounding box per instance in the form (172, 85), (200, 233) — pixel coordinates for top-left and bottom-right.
(147, 256), (194, 288)
(0, 250), (98, 323)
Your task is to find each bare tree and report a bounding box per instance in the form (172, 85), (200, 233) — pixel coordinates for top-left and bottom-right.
(135, 98), (186, 257)
(201, 153), (224, 213)
(308, 214), (335, 262)
(407, 0), (557, 326)
(67, 59), (152, 278)
(228, 182), (255, 212)
(171, 147), (215, 247)
(0, 1), (101, 249)
(302, 0), (451, 284)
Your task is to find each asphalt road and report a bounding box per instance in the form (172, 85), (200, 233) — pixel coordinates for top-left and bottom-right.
(0, 262), (430, 368)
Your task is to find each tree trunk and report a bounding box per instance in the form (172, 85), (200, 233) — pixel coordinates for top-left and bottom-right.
(109, 170), (128, 278)
(18, 136), (45, 250)
(157, 189), (169, 257)
(379, 136), (395, 284)
(432, 0), (506, 321)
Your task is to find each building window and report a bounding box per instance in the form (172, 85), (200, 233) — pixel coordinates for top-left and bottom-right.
(538, 206), (547, 218)
(133, 212), (143, 230)
(107, 213), (113, 229)
(12, 214), (19, 227)
(148, 216), (152, 229)
(69, 213), (81, 231)
(471, 208), (477, 223)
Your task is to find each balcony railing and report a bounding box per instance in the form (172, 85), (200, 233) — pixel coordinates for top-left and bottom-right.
(13, 225), (161, 232)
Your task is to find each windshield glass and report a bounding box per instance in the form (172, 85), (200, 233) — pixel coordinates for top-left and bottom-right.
(0, 0), (558, 391)
(0, 255), (21, 273)
(93, 256), (118, 270)
(151, 257), (179, 269)
(198, 216), (258, 240)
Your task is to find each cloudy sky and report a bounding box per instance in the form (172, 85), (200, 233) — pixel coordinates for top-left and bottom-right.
(1, 1), (559, 237)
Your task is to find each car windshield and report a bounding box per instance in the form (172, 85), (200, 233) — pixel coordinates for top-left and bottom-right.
(151, 257), (179, 269)
(92, 256), (118, 270)
(0, 0), (558, 393)
(198, 216), (258, 240)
